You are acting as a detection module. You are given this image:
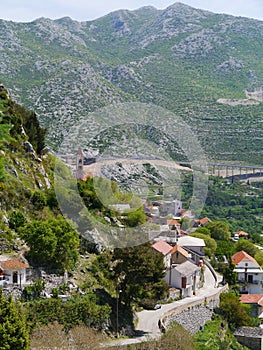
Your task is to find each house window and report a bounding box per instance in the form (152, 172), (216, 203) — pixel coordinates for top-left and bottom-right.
(248, 275), (253, 283)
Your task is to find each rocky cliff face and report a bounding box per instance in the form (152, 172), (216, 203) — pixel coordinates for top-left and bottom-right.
(0, 85), (52, 209)
(0, 3), (263, 163)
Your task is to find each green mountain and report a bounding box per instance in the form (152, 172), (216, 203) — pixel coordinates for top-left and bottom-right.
(0, 2), (263, 163)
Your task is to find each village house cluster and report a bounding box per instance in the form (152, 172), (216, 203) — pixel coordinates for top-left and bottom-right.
(144, 198), (263, 311)
(143, 199), (208, 298)
(1, 191), (263, 321)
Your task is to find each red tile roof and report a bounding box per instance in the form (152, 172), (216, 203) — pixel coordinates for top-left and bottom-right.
(0, 260), (30, 270)
(151, 240), (173, 256)
(179, 209), (189, 215)
(199, 217), (210, 226)
(171, 245), (189, 258)
(232, 251), (259, 266)
(83, 173), (94, 180)
(167, 219), (180, 227)
(240, 294), (263, 307)
(236, 231), (249, 236)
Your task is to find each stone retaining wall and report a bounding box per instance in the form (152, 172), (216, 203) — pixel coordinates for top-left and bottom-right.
(234, 327), (263, 350)
(164, 304), (213, 334)
(160, 284), (228, 334)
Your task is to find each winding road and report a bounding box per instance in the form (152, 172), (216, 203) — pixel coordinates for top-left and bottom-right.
(105, 266), (226, 347)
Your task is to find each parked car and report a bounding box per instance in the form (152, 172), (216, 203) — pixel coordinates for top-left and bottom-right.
(154, 303), (161, 310)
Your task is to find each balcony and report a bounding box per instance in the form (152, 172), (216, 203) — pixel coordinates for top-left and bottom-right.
(238, 278), (262, 285)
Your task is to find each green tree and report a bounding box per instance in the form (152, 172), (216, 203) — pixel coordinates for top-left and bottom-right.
(194, 227), (211, 236)
(31, 191), (47, 210)
(179, 217), (191, 231)
(20, 216), (79, 270)
(219, 291), (252, 330)
(112, 244), (168, 306)
(0, 114), (12, 182)
(78, 178), (103, 211)
(234, 238), (258, 257)
(12, 103), (46, 154)
(9, 211), (26, 230)
(45, 189), (59, 209)
(0, 289), (29, 350)
(221, 260), (238, 287)
(255, 250), (263, 267)
(190, 232), (217, 257)
(125, 209), (146, 227)
(22, 279), (46, 301)
(206, 221), (231, 241)
(20, 220), (57, 265)
(215, 240), (235, 258)
(48, 217), (80, 270)
(0, 154), (5, 182)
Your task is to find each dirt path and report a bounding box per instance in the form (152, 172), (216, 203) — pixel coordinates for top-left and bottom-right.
(83, 158), (193, 176)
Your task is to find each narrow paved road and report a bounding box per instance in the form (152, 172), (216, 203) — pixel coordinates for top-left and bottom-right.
(104, 266), (225, 347)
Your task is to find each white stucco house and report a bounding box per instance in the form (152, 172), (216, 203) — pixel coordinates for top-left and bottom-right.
(177, 235), (205, 265)
(151, 240), (173, 269)
(165, 260), (201, 298)
(239, 294), (263, 319)
(0, 259), (30, 287)
(232, 250), (263, 294)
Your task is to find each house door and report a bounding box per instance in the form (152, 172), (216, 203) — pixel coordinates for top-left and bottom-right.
(193, 274), (196, 295)
(181, 276), (186, 289)
(248, 275), (253, 283)
(13, 271), (18, 284)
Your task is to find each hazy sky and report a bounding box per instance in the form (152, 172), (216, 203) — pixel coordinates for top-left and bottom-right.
(2, 0), (263, 22)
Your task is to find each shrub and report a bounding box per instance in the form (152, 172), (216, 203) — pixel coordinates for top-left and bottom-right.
(9, 211), (26, 230)
(31, 191), (46, 210)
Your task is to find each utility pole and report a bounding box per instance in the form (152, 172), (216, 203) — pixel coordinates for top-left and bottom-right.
(116, 288), (122, 338)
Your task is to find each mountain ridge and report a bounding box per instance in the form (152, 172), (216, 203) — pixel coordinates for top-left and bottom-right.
(0, 2), (262, 164)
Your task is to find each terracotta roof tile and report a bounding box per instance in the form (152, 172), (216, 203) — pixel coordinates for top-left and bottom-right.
(171, 245), (189, 258)
(236, 231), (249, 236)
(0, 260), (30, 270)
(167, 219), (180, 227)
(199, 217), (210, 226)
(232, 251), (259, 266)
(179, 209), (189, 215)
(240, 294), (263, 306)
(151, 240), (173, 256)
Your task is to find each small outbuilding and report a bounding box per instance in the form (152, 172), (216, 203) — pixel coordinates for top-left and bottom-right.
(0, 259), (30, 287)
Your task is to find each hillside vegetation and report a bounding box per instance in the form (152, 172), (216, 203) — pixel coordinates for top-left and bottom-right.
(0, 3), (262, 163)
(0, 84), (255, 349)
